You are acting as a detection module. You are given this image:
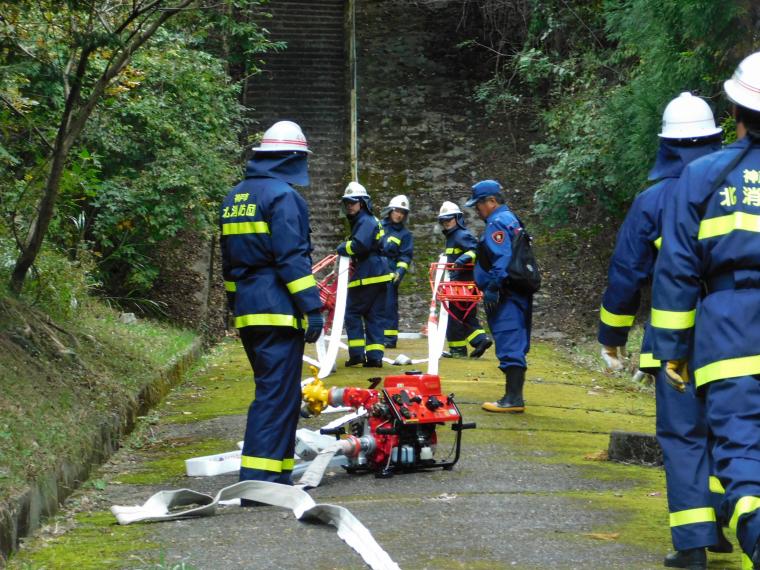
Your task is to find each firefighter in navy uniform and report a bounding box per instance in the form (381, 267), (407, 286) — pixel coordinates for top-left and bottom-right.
(466, 181), (531, 413)
(437, 201), (492, 358)
(220, 121), (323, 487)
(598, 93), (728, 569)
(652, 52), (760, 569)
(338, 182), (392, 368)
(380, 195), (414, 349)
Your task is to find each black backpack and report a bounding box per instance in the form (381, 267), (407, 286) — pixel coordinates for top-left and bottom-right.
(505, 218), (541, 295)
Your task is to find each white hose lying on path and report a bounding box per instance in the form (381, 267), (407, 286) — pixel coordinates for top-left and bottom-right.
(111, 480), (401, 570)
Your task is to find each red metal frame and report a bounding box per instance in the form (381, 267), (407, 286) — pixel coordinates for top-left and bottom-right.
(312, 254), (338, 332)
(428, 262), (482, 323)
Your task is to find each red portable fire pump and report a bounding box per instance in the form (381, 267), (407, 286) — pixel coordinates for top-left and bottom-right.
(429, 261), (482, 323)
(302, 371), (476, 477)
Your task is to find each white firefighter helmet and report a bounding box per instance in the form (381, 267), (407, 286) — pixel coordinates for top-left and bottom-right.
(659, 92), (722, 139)
(438, 201), (462, 219)
(725, 52), (760, 113)
(387, 194), (410, 212)
(252, 120), (312, 153)
(342, 181), (369, 201)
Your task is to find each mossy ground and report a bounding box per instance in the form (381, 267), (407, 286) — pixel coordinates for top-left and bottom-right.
(8, 337), (744, 568)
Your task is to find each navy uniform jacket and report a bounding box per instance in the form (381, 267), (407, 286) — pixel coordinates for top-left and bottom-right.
(598, 141), (721, 371)
(338, 208), (391, 287)
(381, 219), (413, 279)
(220, 154), (321, 329)
(443, 224), (478, 281)
(474, 205), (520, 291)
(652, 136), (760, 388)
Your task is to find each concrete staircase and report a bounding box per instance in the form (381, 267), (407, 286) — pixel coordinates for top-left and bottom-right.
(244, 0), (349, 258)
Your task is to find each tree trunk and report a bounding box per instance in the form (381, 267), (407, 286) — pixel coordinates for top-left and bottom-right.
(9, 139), (71, 296)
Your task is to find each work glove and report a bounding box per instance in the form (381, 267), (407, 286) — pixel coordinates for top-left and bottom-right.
(600, 345), (625, 372)
(453, 255), (471, 268)
(304, 311), (324, 343)
(483, 283), (500, 314)
(665, 359), (689, 392)
(392, 271), (401, 284)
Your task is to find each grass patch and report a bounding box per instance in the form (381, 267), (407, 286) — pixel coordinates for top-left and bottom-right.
(6, 511), (161, 569)
(0, 296), (198, 501)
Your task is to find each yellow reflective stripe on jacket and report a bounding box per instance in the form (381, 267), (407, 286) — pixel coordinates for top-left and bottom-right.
(729, 495), (760, 531)
(699, 211), (760, 240)
(654, 236), (662, 250)
(466, 329), (485, 343)
(241, 455), (284, 473)
(639, 353), (660, 369)
(384, 329), (398, 336)
(396, 261), (409, 270)
(345, 240), (355, 255)
(694, 354), (760, 388)
(348, 273), (394, 288)
(366, 343), (384, 352)
(286, 274), (317, 294)
(222, 221), (271, 235)
(445, 247), (463, 255)
(235, 313), (299, 329)
(348, 338), (366, 347)
(461, 249), (477, 261)
(224, 280), (237, 292)
(387, 236), (401, 245)
(650, 308), (695, 330)
(600, 306), (635, 327)
(669, 507), (716, 528)
(709, 476), (725, 494)
(449, 340), (467, 348)
(282, 458), (295, 471)
(375, 228), (385, 240)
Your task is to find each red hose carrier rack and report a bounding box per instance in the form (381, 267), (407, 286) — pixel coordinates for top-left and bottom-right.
(428, 262), (482, 323)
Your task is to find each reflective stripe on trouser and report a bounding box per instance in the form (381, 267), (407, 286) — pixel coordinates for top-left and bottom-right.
(486, 296), (530, 370)
(384, 281), (399, 343)
(238, 327), (303, 484)
(705, 375), (760, 556)
(655, 366), (718, 550)
(345, 282), (386, 362)
(445, 301), (486, 348)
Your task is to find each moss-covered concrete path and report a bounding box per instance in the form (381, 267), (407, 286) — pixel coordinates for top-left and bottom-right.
(7, 339), (743, 569)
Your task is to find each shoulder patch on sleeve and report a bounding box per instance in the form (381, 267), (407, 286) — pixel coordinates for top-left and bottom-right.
(491, 230), (505, 244)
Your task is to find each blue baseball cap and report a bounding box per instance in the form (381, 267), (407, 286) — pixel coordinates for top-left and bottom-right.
(465, 179), (503, 207)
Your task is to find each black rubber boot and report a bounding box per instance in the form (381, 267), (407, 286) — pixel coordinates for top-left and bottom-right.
(345, 355), (365, 367)
(448, 346), (467, 358)
(482, 367), (525, 413)
(707, 523), (733, 553)
(663, 548), (706, 569)
(469, 336), (493, 358)
(363, 359), (383, 368)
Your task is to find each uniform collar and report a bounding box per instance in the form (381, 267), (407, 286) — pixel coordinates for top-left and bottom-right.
(245, 152), (310, 186)
(486, 204), (509, 223)
(647, 139), (721, 182)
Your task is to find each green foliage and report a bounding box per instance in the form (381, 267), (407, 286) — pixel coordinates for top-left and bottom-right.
(0, 1), (278, 301)
(0, 236), (95, 320)
(468, 0), (756, 224)
(79, 30), (244, 294)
